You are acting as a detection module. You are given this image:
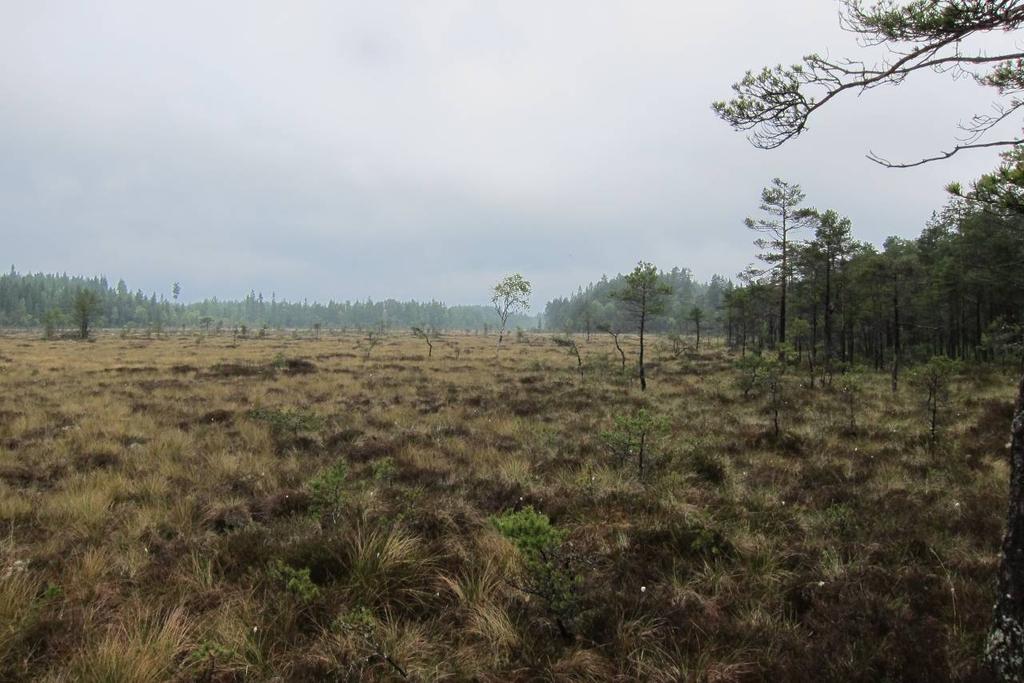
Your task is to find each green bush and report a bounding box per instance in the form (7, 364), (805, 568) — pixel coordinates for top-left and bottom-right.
(735, 354), (786, 435)
(735, 354), (767, 398)
(308, 459), (348, 525)
(268, 560), (320, 604)
(836, 368), (865, 431)
(492, 506), (564, 559)
(491, 507), (579, 639)
(370, 457), (396, 482)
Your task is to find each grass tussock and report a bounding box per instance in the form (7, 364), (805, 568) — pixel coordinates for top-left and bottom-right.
(65, 607), (195, 683)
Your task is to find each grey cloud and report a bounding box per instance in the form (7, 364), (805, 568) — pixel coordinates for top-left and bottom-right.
(1, 1), (1016, 307)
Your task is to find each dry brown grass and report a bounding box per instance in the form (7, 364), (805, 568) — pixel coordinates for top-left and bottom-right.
(0, 328), (1013, 680)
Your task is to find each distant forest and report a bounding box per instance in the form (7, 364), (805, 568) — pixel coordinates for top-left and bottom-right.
(0, 270), (537, 333)
(9, 186), (1019, 362)
(543, 269), (731, 334)
(0, 267), (731, 334)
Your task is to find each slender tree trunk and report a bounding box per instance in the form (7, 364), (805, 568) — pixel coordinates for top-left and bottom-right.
(960, 295), (967, 360)
(780, 230), (788, 345)
(892, 276), (901, 393)
(612, 333), (626, 371)
(975, 295), (983, 361)
(987, 372), (1024, 681)
(639, 309), (647, 391)
(810, 303), (818, 388)
(824, 258), (833, 378)
(876, 329), (883, 371)
(495, 310), (507, 356)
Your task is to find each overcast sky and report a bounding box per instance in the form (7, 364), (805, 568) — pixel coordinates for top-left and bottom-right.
(1, 1), (1018, 307)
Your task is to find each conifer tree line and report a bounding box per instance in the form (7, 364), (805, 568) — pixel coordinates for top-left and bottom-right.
(0, 265), (734, 336)
(543, 269), (732, 337)
(7, 185), (1024, 352)
(0, 269), (536, 333)
(723, 180), (1024, 371)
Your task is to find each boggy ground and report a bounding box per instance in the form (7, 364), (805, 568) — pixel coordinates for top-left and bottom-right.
(0, 330), (1014, 681)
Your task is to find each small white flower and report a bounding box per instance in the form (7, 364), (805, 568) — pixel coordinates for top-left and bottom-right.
(253, 626), (259, 633)
(640, 586), (647, 593)
(817, 581), (825, 587)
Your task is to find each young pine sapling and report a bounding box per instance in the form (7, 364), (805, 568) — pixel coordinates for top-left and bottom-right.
(411, 326), (433, 358)
(911, 356), (958, 449)
(612, 262), (671, 391)
(552, 336), (583, 381)
(689, 305), (704, 352)
(362, 331), (381, 361)
(597, 324), (627, 373)
(836, 368), (864, 433)
(601, 408), (670, 478)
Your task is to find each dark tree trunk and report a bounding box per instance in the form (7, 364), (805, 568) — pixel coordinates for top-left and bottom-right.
(987, 372), (1024, 681)
(779, 270), (787, 345)
(892, 276), (901, 393)
(810, 303), (818, 388)
(639, 308), (647, 391)
(824, 258), (833, 377)
(779, 210), (788, 345)
(954, 294), (962, 360)
(612, 333), (626, 371)
(976, 296), (983, 361)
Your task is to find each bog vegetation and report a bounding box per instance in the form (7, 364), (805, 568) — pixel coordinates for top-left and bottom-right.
(0, 319), (1016, 680)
